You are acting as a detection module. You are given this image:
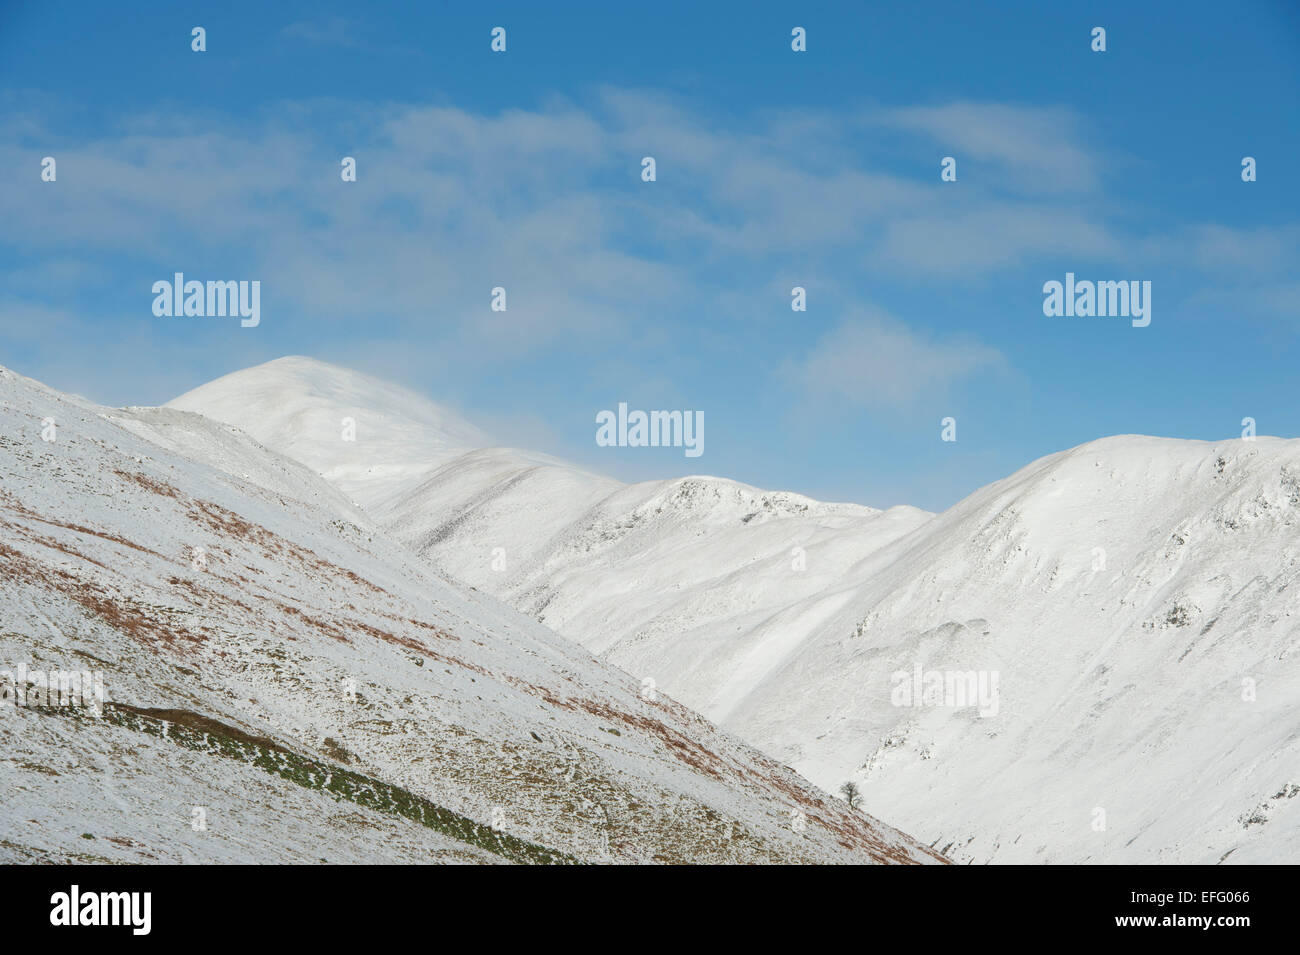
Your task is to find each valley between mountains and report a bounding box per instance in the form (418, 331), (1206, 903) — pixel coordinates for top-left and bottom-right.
(4, 355), (1296, 864)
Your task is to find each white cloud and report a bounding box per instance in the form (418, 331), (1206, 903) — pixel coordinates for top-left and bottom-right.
(880, 205), (1120, 274)
(1183, 224), (1300, 275)
(282, 17), (357, 47)
(877, 102), (1100, 192)
(785, 309), (1004, 410)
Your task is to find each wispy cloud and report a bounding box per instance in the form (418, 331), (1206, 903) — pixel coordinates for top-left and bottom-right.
(1181, 224), (1300, 275)
(880, 205), (1120, 274)
(0, 94), (1128, 317)
(876, 102), (1102, 193)
(784, 309), (1005, 410)
(1, 89), (1291, 413)
(282, 16), (357, 48)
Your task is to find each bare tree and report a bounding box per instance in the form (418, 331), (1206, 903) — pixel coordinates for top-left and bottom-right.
(839, 781), (862, 810)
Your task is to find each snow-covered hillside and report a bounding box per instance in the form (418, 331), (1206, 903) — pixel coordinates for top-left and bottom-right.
(0, 363), (942, 865)
(728, 435), (1300, 864)
(389, 427), (1300, 864)
(162, 358), (1300, 864)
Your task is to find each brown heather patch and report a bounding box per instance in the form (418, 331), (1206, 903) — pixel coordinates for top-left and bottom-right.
(0, 538), (36, 584)
(188, 498), (397, 602)
(272, 601), (350, 643)
(66, 585), (205, 653)
(501, 675), (570, 708)
(165, 573), (253, 615)
(102, 481), (453, 652)
(113, 468), (182, 499)
(0, 539), (205, 655)
(104, 836), (158, 860)
(571, 698), (729, 781)
(0, 498), (168, 562)
(492, 678), (732, 783)
(190, 498), (264, 542)
(261, 595), (464, 663)
(348, 617), (430, 655)
(0, 517), (111, 571)
(332, 566), (387, 597)
(381, 614), (460, 643)
(419, 645), (491, 677)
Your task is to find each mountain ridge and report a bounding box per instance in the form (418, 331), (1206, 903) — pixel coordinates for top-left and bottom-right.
(128, 357), (1300, 862)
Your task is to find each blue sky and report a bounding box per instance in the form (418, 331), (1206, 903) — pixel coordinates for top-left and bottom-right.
(2, 0), (1298, 510)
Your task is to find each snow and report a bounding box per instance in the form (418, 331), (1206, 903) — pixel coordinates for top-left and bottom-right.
(163, 358), (1300, 864)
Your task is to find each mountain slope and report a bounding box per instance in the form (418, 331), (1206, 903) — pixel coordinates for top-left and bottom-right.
(383, 461), (932, 719)
(106, 404), (372, 528)
(0, 363), (942, 865)
(732, 434), (1300, 863)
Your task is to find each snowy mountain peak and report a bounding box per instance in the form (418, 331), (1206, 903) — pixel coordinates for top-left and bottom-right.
(629, 474), (886, 526)
(167, 357), (492, 507)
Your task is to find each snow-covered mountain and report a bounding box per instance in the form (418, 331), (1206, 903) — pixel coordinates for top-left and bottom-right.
(167, 356), (491, 509)
(0, 363), (943, 864)
(386, 434), (1300, 864)
(727, 434), (1300, 864)
(172, 358), (1300, 864)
